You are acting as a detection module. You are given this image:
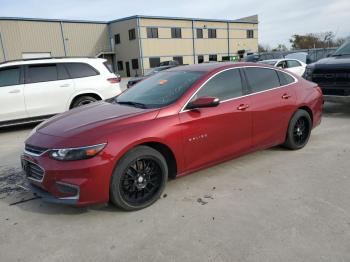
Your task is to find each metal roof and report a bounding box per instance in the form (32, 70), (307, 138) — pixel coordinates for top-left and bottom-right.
(0, 14), (258, 25)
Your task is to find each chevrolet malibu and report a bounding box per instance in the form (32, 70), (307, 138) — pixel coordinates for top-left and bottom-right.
(22, 62), (323, 211)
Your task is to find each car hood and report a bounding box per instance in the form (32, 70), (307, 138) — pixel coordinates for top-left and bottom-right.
(36, 101), (159, 138)
(311, 56), (350, 69)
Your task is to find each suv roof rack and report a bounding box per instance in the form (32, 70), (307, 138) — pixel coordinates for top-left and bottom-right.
(0, 56), (98, 66)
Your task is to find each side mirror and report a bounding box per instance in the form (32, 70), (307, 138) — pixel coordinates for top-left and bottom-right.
(186, 96), (220, 110)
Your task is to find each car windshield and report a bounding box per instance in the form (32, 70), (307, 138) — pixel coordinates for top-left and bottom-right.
(116, 71), (205, 108)
(259, 60), (277, 66)
(333, 42), (350, 56)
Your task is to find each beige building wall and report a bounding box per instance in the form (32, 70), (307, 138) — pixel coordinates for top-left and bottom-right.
(61, 22), (109, 57)
(229, 22), (258, 54)
(0, 20), (65, 61)
(110, 18), (141, 77)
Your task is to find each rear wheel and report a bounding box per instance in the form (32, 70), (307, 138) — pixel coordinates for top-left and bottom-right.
(71, 96), (98, 108)
(110, 146), (168, 211)
(284, 109), (312, 150)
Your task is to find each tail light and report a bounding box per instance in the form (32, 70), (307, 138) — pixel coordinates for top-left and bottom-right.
(107, 76), (121, 84)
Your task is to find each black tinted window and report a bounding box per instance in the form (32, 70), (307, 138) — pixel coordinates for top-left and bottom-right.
(173, 56), (183, 65)
(277, 71), (295, 86)
(194, 69), (242, 101)
(65, 63), (98, 78)
(26, 64), (57, 84)
(245, 67), (280, 92)
(171, 28), (182, 38)
(147, 28), (158, 38)
(132, 59), (139, 70)
(149, 58), (161, 68)
(197, 29), (203, 38)
(208, 29), (217, 38)
(57, 63), (70, 80)
(129, 29), (136, 40)
(117, 71), (204, 108)
(198, 55), (204, 64)
(0, 67), (21, 87)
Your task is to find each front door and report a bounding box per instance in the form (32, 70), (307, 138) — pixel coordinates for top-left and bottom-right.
(0, 65), (27, 122)
(180, 68), (252, 172)
(125, 62), (131, 77)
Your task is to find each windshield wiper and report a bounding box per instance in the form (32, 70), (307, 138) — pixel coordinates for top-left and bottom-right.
(116, 101), (148, 109)
(332, 53), (350, 57)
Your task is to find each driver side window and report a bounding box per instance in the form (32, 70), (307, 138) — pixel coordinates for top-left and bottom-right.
(193, 69), (243, 101)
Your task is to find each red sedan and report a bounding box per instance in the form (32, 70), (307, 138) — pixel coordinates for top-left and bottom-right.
(22, 62), (323, 210)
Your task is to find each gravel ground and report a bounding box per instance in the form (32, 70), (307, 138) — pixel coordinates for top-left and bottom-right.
(0, 101), (349, 262)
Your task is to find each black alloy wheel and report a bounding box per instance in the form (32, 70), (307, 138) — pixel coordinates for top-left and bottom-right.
(110, 146), (168, 211)
(284, 109), (312, 150)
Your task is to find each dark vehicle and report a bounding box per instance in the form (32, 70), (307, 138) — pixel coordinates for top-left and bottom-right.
(159, 60), (180, 66)
(304, 41), (350, 102)
(127, 65), (178, 88)
(243, 52), (284, 62)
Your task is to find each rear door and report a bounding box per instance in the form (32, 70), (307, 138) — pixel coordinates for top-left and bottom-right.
(0, 65), (27, 122)
(24, 63), (74, 117)
(180, 68), (252, 171)
(243, 67), (297, 149)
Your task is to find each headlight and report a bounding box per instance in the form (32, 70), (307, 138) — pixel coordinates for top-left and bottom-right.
(49, 143), (106, 161)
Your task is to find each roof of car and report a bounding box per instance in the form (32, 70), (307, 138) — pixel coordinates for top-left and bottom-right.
(0, 57), (106, 67)
(167, 62), (266, 72)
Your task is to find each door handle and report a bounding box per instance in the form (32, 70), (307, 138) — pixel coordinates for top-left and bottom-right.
(60, 84), (70, 87)
(237, 104), (249, 111)
(9, 89), (20, 94)
(282, 94), (291, 99)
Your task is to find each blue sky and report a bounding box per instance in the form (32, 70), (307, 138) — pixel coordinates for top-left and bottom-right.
(0, 0), (349, 47)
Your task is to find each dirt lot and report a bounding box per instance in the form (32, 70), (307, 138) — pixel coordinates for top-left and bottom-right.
(0, 101), (349, 262)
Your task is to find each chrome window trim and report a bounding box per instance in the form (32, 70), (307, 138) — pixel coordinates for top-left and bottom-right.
(24, 148), (49, 157)
(180, 65), (298, 113)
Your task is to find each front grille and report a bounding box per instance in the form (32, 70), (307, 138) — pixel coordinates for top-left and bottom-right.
(25, 144), (48, 156)
(23, 160), (44, 182)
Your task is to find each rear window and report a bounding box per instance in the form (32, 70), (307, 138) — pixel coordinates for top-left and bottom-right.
(0, 66), (21, 87)
(245, 67), (280, 93)
(103, 62), (113, 73)
(26, 64), (57, 84)
(277, 71), (295, 86)
(65, 63), (99, 78)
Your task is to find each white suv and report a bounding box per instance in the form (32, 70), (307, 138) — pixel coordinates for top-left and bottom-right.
(0, 57), (122, 127)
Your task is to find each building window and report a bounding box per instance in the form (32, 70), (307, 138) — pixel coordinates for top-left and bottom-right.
(171, 27), (182, 38)
(196, 29), (203, 38)
(114, 34), (120, 44)
(198, 55), (204, 64)
(247, 30), (254, 38)
(209, 54), (217, 61)
(129, 29), (136, 40)
(132, 59), (139, 70)
(149, 57), (161, 68)
(208, 29), (217, 38)
(147, 27), (158, 38)
(173, 56), (183, 65)
(117, 61), (124, 71)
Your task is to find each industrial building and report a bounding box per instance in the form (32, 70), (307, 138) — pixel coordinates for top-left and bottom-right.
(0, 15), (258, 77)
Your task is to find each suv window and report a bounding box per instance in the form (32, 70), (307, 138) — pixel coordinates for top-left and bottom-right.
(245, 67), (280, 93)
(65, 63), (98, 78)
(194, 69), (243, 101)
(287, 60), (301, 68)
(277, 71), (295, 86)
(0, 66), (21, 87)
(26, 64), (57, 84)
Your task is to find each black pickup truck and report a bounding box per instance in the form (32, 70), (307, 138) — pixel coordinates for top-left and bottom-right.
(304, 41), (350, 102)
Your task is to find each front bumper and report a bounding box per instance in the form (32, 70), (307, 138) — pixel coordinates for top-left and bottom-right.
(21, 149), (115, 206)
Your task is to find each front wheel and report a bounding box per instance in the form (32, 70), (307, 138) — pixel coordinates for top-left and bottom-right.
(284, 109), (312, 150)
(110, 146), (168, 211)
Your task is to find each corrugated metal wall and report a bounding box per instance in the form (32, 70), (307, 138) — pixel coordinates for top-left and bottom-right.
(0, 19), (110, 62)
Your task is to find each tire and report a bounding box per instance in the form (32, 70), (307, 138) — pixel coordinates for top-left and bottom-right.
(71, 96), (98, 108)
(284, 109), (312, 150)
(110, 146), (168, 211)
